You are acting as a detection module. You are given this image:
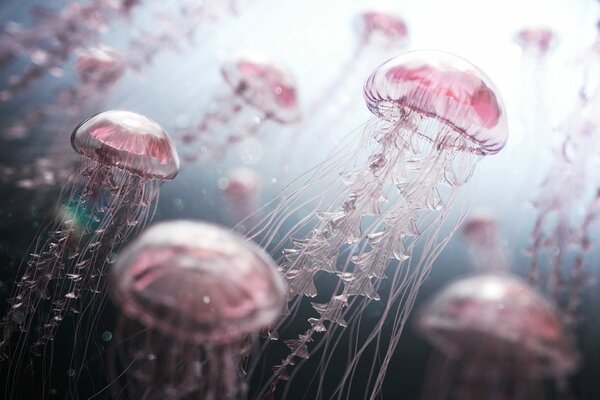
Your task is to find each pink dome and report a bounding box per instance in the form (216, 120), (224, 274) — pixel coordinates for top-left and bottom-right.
(110, 220), (286, 344)
(71, 110), (180, 180)
(364, 50), (508, 155)
(221, 54), (300, 124)
(416, 274), (579, 378)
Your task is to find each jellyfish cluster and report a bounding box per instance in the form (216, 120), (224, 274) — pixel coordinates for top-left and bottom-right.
(1, 1), (600, 400)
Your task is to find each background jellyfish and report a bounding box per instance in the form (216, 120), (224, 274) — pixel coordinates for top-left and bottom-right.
(108, 220), (286, 400)
(179, 53), (300, 163)
(512, 27), (558, 171)
(246, 50), (508, 399)
(0, 110), (179, 397)
(415, 273), (579, 400)
(462, 211), (510, 272)
(0, 0), (249, 143)
(219, 167), (261, 226)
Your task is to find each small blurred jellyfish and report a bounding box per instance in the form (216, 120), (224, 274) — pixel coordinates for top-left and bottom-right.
(219, 167), (261, 226)
(247, 50), (508, 398)
(108, 220), (286, 400)
(528, 24), (600, 326)
(416, 273), (579, 400)
(462, 211), (509, 272)
(0, 111), (179, 375)
(179, 53), (300, 163)
(513, 27), (558, 157)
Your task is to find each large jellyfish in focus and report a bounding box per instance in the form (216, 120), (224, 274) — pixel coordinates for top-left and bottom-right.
(179, 53), (300, 163)
(416, 273), (579, 400)
(248, 50), (508, 399)
(108, 220), (286, 400)
(0, 111), (179, 388)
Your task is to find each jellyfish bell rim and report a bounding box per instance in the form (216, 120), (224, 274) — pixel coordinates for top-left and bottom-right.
(363, 49), (509, 156)
(109, 220), (287, 345)
(220, 52), (301, 124)
(414, 273), (580, 378)
(70, 110), (181, 180)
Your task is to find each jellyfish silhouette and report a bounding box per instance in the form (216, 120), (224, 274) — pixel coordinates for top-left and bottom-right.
(416, 273), (579, 400)
(220, 167), (261, 225)
(247, 50), (508, 399)
(512, 27), (558, 168)
(108, 220), (286, 400)
(179, 53), (300, 163)
(462, 211), (510, 272)
(0, 110), (179, 393)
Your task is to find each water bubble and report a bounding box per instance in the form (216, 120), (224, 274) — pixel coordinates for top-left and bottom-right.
(67, 368), (76, 377)
(101, 331), (112, 342)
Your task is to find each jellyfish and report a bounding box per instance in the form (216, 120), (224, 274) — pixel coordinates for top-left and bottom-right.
(512, 27), (558, 165)
(462, 211), (510, 272)
(0, 110), (179, 384)
(415, 274), (579, 400)
(108, 220), (286, 400)
(219, 167), (261, 226)
(246, 50), (508, 399)
(179, 53), (300, 163)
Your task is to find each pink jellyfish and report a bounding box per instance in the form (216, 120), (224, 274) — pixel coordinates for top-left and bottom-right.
(108, 220), (286, 400)
(462, 211), (510, 272)
(513, 27), (559, 160)
(179, 53), (300, 163)
(247, 50), (508, 399)
(0, 111), (179, 378)
(416, 274), (579, 399)
(219, 167), (261, 225)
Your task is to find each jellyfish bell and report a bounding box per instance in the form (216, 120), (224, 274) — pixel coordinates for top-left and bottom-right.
(416, 273), (579, 398)
(221, 54), (300, 124)
(220, 167), (261, 224)
(364, 50), (508, 156)
(72, 110), (180, 180)
(515, 28), (558, 59)
(109, 220), (286, 398)
(355, 11), (409, 48)
(75, 46), (126, 88)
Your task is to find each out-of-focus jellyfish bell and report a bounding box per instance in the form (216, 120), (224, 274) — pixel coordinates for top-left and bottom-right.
(75, 46), (126, 88)
(179, 53), (300, 163)
(416, 274), (579, 379)
(221, 54), (300, 124)
(355, 11), (408, 48)
(220, 167), (260, 225)
(109, 220), (286, 399)
(515, 28), (558, 59)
